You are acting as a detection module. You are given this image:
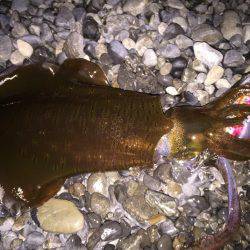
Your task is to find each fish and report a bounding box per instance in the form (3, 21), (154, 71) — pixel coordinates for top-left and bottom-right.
(0, 58), (249, 249)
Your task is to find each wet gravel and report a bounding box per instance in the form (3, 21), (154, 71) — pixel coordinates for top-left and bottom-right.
(0, 0), (250, 249)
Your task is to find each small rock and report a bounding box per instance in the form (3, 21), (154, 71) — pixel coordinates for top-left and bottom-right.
(143, 49), (157, 67)
(25, 232), (45, 249)
(158, 44), (180, 59)
(108, 40), (128, 64)
(73, 7), (86, 22)
(194, 90), (210, 105)
(64, 32), (85, 58)
(172, 16), (187, 32)
(11, 22), (28, 37)
(193, 42), (223, 68)
(204, 65), (224, 85)
(122, 38), (135, 50)
(10, 238), (23, 250)
(0, 35), (12, 61)
(86, 212), (101, 229)
(181, 68), (197, 83)
(65, 234), (85, 249)
(215, 78), (231, 89)
(29, 24), (41, 36)
(166, 0), (185, 10)
(37, 198), (84, 233)
(160, 62), (172, 75)
(99, 221), (123, 241)
(159, 220), (179, 236)
(172, 57), (188, 71)
(158, 22), (168, 35)
(10, 50), (25, 65)
(123, 0), (148, 16)
(221, 10), (243, 40)
(175, 35), (193, 50)
(11, 0), (29, 12)
(90, 192), (110, 217)
(192, 59), (207, 73)
(223, 49), (245, 67)
(230, 34), (243, 48)
(243, 25), (250, 44)
(145, 190), (179, 217)
(166, 86), (179, 96)
(164, 23), (184, 40)
(17, 39), (33, 58)
(157, 74), (173, 87)
(191, 24), (223, 45)
(87, 173), (108, 196)
(135, 35), (153, 56)
(157, 235), (173, 250)
(0, 217), (14, 231)
(182, 196), (209, 217)
(69, 183), (85, 198)
(82, 16), (100, 41)
(123, 195), (158, 223)
(143, 174), (161, 191)
(55, 6), (75, 29)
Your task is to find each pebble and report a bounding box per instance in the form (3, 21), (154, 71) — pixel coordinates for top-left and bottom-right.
(25, 231), (45, 249)
(135, 35), (153, 56)
(123, 195), (158, 223)
(221, 10), (243, 40)
(83, 16), (100, 41)
(108, 40), (128, 64)
(123, 0), (147, 16)
(215, 78), (231, 89)
(204, 65), (224, 85)
(65, 234), (85, 249)
(68, 183), (85, 198)
(182, 196), (209, 216)
(172, 57), (188, 71)
(86, 212), (101, 229)
(175, 34), (193, 50)
(16, 39), (33, 58)
(230, 34), (243, 48)
(145, 190), (179, 217)
(90, 192), (111, 217)
(143, 174), (161, 191)
(0, 217), (14, 231)
(160, 62), (172, 75)
(10, 50), (25, 65)
(55, 6), (75, 29)
(181, 68), (197, 83)
(223, 49), (245, 67)
(193, 42), (223, 68)
(194, 90), (210, 105)
(157, 234), (173, 250)
(164, 23), (184, 40)
(167, 0), (185, 10)
(122, 37), (136, 50)
(142, 49), (157, 67)
(99, 221), (123, 241)
(159, 220), (179, 236)
(158, 44), (181, 59)
(0, 35), (12, 61)
(87, 172), (108, 197)
(37, 198), (84, 233)
(11, 22), (28, 38)
(166, 86), (179, 96)
(11, 0), (29, 12)
(192, 59), (207, 73)
(191, 24), (223, 45)
(157, 74), (173, 87)
(243, 25), (250, 44)
(64, 31), (85, 58)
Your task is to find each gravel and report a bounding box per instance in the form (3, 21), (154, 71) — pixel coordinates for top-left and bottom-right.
(0, 0), (249, 249)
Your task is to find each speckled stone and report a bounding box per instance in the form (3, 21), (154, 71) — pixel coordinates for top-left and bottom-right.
(204, 65), (224, 85)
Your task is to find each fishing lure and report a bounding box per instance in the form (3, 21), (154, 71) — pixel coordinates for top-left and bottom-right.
(0, 59), (249, 250)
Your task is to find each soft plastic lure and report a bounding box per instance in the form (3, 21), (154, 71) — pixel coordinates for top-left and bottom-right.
(0, 59), (249, 250)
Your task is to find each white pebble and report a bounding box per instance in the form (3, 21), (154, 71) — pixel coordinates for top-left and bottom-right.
(122, 37), (136, 50)
(166, 86), (179, 96)
(17, 39), (33, 58)
(215, 78), (231, 89)
(160, 62), (172, 75)
(142, 49), (157, 67)
(10, 50), (25, 65)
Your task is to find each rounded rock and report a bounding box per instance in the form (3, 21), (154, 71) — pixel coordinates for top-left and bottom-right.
(0, 35), (12, 61)
(90, 192), (110, 217)
(10, 50), (25, 65)
(17, 39), (33, 58)
(37, 198), (84, 234)
(25, 232), (45, 249)
(108, 40), (128, 64)
(143, 49), (157, 67)
(87, 172), (108, 196)
(204, 65), (224, 85)
(160, 63), (172, 75)
(223, 50), (245, 67)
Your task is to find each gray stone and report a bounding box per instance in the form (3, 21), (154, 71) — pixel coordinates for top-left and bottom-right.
(145, 190), (179, 217)
(143, 174), (161, 191)
(158, 44), (180, 59)
(157, 235), (173, 250)
(0, 217), (14, 231)
(175, 34), (193, 50)
(123, 195), (158, 223)
(37, 198), (84, 233)
(65, 235), (85, 249)
(223, 49), (245, 67)
(243, 25), (250, 44)
(191, 24), (223, 45)
(215, 78), (231, 89)
(0, 35), (12, 61)
(123, 0), (148, 16)
(193, 42), (223, 68)
(159, 220), (179, 236)
(90, 193), (110, 217)
(25, 232), (45, 249)
(221, 11), (242, 40)
(108, 40), (128, 64)
(11, 0), (29, 12)
(166, 0), (185, 10)
(64, 32), (85, 58)
(164, 23), (184, 40)
(11, 22), (28, 38)
(55, 6), (75, 29)
(142, 49), (157, 67)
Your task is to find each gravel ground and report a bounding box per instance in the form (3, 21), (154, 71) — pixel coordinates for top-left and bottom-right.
(0, 0), (250, 249)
